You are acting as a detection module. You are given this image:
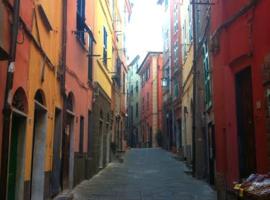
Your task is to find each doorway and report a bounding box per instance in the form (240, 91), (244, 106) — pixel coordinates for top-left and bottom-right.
(7, 112), (27, 200)
(149, 127), (153, 148)
(208, 123), (215, 185)
(62, 112), (74, 190)
(99, 120), (104, 168)
(51, 108), (62, 196)
(31, 96), (47, 200)
(235, 67), (256, 179)
(7, 88), (28, 200)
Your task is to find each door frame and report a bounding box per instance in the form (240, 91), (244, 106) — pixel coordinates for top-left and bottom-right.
(30, 100), (47, 200)
(235, 67), (256, 179)
(7, 109), (27, 200)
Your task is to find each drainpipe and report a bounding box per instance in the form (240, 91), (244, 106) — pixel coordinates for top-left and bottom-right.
(0, 0), (21, 199)
(60, 0), (67, 190)
(192, 0), (197, 177)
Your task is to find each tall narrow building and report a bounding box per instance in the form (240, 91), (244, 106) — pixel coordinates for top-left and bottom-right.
(180, 0), (194, 165)
(61, 0), (94, 191)
(127, 55), (141, 147)
(137, 52), (163, 148)
(0, 1), (63, 199)
(157, 0), (172, 150)
(210, 1), (270, 199)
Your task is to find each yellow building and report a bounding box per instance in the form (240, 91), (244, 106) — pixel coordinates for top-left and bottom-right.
(90, 0), (115, 172)
(89, 0), (131, 172)
(180, 1), (194, 164)
(14, 1), (63, 199)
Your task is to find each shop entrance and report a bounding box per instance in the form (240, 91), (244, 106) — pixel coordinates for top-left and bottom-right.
(236, 67), (256, 179)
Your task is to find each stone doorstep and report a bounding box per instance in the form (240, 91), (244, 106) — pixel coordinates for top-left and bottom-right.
(53, 190), (74, 200)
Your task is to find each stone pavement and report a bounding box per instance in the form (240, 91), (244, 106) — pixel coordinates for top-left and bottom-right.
(72, 148), (217, 200)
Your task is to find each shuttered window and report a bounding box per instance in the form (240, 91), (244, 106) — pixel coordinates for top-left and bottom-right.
(203, 42), (212, 109)
(103, 27), (108, 66)
(77, 0), (86, 43)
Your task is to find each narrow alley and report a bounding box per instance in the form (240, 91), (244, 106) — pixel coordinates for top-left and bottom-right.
(72, 148), (216, 200)
(1, 0), (270, 199)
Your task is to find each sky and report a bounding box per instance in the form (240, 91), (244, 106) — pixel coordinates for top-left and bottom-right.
(126, 0), (164, 65)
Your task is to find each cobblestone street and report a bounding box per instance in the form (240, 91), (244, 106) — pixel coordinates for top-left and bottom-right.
(72, 148), (216, 200)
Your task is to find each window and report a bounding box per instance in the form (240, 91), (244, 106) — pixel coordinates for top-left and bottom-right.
(130, 85), (133, 97)
(135, 81), (139, 93)
(130, 106), (133, 121)
(77, 0), (86, 43)
(79, 116), (84, 154)
(174, 19), (178, 34)
(147, 92), (150, 110)
(174, 42), (179, 68)
(123, 73), (126, 93)
(88, 34), (94, 81)
(142, 97), (145, 111)
(188, 5), (193, 42)
(116, 57), (121, 86)
(103, 27), (108, 66)
(136, 102), (138, 118)
(147, 66), (150, 80)
(174, 79), (179, 98)
(203, 42), (212, 108)
(267, 89), (270, 117)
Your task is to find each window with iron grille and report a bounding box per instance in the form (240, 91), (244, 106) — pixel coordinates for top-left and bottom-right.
(77, 0), (85, 43)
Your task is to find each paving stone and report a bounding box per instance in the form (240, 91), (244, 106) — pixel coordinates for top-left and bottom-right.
(72, 148), (217, 200)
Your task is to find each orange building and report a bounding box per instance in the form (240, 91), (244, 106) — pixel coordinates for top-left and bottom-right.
(137, 52), (163, 147)
(62, 0), (93, 191)
(1, 0), (63, 199)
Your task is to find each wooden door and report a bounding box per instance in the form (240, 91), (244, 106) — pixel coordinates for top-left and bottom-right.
(62, 114), (73, 189)
(51, 108), (62, 196)
(236, 67), (256, 179)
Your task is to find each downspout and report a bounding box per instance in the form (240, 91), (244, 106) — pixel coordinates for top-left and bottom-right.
(60, 0), (67, 190)
(192, 0), (197, 177)
(0, 0), (21, 199)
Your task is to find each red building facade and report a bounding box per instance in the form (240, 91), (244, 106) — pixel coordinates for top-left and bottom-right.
(137, 52), (163, 148)
(211, 0), (270, 197)
(64, 0), (93, 187)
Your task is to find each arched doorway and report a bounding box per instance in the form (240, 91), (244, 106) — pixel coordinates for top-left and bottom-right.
(7, 87), (28, 200)
(31, 89), (47, 200)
